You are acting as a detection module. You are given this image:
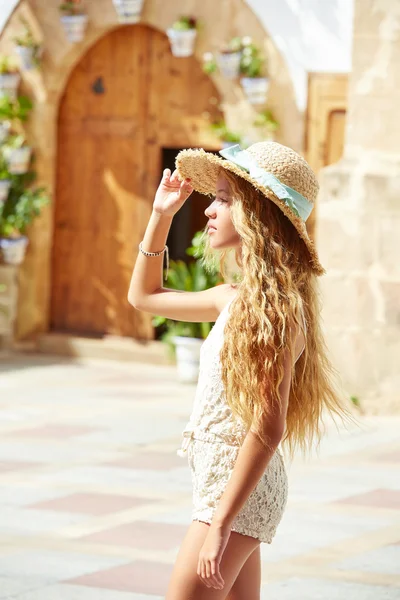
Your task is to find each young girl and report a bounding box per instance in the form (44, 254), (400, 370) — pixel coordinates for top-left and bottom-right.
(128, 141), (353, 600)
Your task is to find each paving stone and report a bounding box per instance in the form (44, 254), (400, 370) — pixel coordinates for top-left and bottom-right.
(66, 560), (172, 596)
(332, 544), (400, 575)
(261, 577), (400, 599)
(6, 583), (162, 600)
(0, 550), (130, 581)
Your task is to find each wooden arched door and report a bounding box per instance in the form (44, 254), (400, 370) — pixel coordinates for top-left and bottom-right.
(51, 25), (221, 339)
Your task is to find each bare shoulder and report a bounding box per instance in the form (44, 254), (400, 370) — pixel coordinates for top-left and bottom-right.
(214, 283), (239, 314)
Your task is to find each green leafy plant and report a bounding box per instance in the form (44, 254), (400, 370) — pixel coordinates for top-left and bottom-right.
(0, 56), (18, 75)
(240, 38), (265, 78)
(171, 16), (198, 31)
(0, 169), (49, 238)
(202, 36), (267, 79)
(153, 231), (223, 353)
(0, 156), (10, 181)
(253, 109), (279, 134)
(0, 96), (33, 123)
(210, 119), (242, 144)
(59, 0), (85, 15)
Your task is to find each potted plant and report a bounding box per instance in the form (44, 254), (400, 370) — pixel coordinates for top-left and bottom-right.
(0, 57), (20, 100)
(203, 37), (243, 79)
(253, 109), (279, 140)
(0, 159), (11, 205)
(13, 18), (42, 71)
(0, 171), (49, 265)
(0, 95), (33, 149)
(210, 119), (242, 149)
(153, 231), (223, 383)
(2, 135), (32, 175)
(239, 37), (269, 104)
(112, 0), (145, 24)
(167, 16), (198, 58)
(59, 1), (88, 44)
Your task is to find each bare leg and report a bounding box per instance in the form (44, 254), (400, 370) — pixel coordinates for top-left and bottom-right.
(226, 546), (261, 600)
(166, 521), (260, 600)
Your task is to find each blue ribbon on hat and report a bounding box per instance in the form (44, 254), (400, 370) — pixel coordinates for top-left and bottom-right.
(219, 145), (313, 222)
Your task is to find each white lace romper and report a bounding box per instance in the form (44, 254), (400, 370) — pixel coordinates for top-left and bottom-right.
(177, 296), (298, 544)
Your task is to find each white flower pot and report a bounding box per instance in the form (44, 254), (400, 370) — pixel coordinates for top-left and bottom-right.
(167, 28), (197, 58)
(0, 73), (21, 100)
(172, 336), (204, 383)
(113, 0), (144, 23)
(0, 236), (28, 265)
(240, 77), (270, 105)
(15, 45), (40, 71)
(0, 121), (10, 144)
(216, 51), (242, 79)
(0, 180), (11, 204)
(7, 146), (32, 175)
(60, 15), (88, 43)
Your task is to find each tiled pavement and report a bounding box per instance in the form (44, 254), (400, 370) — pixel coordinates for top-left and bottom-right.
(0, 353), (399, 599)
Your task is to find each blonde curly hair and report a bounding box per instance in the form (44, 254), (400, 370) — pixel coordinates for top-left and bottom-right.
(202, 168), (357, 458)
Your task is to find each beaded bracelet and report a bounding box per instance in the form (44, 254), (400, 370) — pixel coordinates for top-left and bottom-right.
(139, 241), (169, 281)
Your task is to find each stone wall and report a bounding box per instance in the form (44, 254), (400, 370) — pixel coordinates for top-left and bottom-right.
(0, 0), (300, 340)
(317, 0), (400, 413)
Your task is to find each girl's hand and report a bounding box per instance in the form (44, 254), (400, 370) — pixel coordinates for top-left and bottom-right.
(197, 523), (231, 590)
(153, 168), (193, 217)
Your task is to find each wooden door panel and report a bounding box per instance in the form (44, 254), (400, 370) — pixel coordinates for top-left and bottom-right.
(305, 73), (348, 238)
(52, 25), (222, 338)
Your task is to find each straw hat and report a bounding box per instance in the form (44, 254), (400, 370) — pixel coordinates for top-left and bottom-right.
(176, 141), (324, 276)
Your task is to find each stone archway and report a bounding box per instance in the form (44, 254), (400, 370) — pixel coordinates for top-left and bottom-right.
(0, 0), (300, 340)
(51, 24), (222, 339)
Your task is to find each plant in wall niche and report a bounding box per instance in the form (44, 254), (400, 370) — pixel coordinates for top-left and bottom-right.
(0, 169), (50, 265)
(167, 16), (199, 58)
(0, 57), (20, 100)
(13, 18), (42, 71)
(253, 109), (279, 140)
(59, 1), (88, 44)
(152, 231), (223, 383)
(209, 119), (242, 149)
(112, 0), (145, 24)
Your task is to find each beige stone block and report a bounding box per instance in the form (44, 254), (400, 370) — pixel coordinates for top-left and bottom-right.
(317, 214), (376, 271)
(324, 327), (380, 395)
(320, 274), (376, 329)
(380, 282), (400, 326)
(318, 164), (353, 205)
(377, 216), (400, 277)
(347, 94), (400, 153)
(364, 172), (400, 213)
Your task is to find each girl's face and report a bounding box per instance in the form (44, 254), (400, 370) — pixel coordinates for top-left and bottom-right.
(204, 173), (242, 249)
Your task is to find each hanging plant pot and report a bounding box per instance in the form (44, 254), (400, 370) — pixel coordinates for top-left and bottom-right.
(216, 51), (242, 79)
(0, 236), (28, 265)
(167, 28), (197, 58)
(6, 146), (32, 175)
(0, 180), (11, 205)
(60, 15), (88, 43)
(15, 45), (41, 71)
(240, 77), (270, 105)
(172, 336), (203, 383)
(0, 73), (21, 100)
(112, 0), (144, 23)
(0, 121), (10, 144)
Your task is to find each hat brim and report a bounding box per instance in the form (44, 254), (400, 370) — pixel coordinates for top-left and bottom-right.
(176, 148), (325, 276)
